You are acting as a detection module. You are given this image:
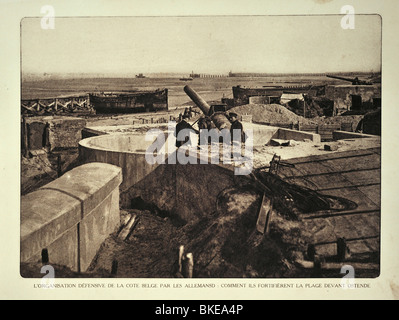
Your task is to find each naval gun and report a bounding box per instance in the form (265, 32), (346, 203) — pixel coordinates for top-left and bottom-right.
(326, 74), (373, 85)
(183, 85), (232, 130)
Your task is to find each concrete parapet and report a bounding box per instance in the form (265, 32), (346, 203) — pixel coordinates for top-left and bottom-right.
(79, 133), (161, 193)
(248, 96), (269, 104)
(333, 130), (379, 140)
(275, 128), (321, 144)
(81, 127), (107, 139)
(20, 162), (122, 274)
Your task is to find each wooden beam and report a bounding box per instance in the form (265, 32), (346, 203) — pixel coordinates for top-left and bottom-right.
(118, 214), (138, 241)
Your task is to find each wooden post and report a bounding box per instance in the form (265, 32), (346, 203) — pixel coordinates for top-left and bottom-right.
(41, 248), (49, 264)
(178, 245), (184, 274)
(313, 255), (322, 277)
(264, 208), (274, 235)
(111, 260), (118, 276)
(184, 253), (194, 278)
(307, 244), (316, 261)
(22, 116), (29, 158)
(337, 237), (348, 262)
(118, 214), (138, 241)
(57, 154), (62, 177)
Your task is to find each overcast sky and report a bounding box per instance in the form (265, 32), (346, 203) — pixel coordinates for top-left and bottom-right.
(21, 15), (381, 75)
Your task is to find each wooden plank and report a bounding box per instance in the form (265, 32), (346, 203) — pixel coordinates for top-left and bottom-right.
(284, 168), (380, 181)
(284, 148), (379, 164)
(299, 125), (318, 132)
(322, 154), (380, 173)
(21, 104), (35, 112)
(314, 238), (379, 258)
(298, 174), (350, 190)
(256, 195), (273, 234)
(303, 209), (380, 220)
(118, 214), (138, 241)
(320, 187), (380, 211)
(341, 169), (381, 187)
(284, 161), (336, 177)
(309, 212), (380, 244)
(296, 260), (379, 271)
(333, 214), (380, 240)
(357, 185), (381, 207)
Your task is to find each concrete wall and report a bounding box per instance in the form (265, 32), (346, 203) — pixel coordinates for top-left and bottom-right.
(79, 134), (160, 193)
(249, 96), (269, 104)
(333, 130), (379, 140)
(78, 128), (320, 222)
(275, 128), (321, 144)
(20, 163), (122, 273)
(325, 85), (381, 114)
(78, 133), (249, 222)
(23, 116), (86, 153)
(122, 159), (243, 222)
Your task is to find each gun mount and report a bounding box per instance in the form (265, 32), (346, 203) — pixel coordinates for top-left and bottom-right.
(326, 75), (373, 85)
(184, 85), (231, 130)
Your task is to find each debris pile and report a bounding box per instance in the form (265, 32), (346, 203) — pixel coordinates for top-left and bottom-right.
(228, 104), (312, 125)
(21, 154), (57, 195)
(21, 150), (80, 195)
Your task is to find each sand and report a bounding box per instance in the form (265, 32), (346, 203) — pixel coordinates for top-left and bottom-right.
(229, 103), (312, 125)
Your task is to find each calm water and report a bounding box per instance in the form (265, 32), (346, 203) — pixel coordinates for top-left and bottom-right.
(21, 75), (330, 108)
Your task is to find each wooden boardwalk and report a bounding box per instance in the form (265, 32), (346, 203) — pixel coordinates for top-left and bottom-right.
(278, 147), (381, 273)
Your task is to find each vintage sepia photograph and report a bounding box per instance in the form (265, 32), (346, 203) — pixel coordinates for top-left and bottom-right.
(19, 15), (382, 281)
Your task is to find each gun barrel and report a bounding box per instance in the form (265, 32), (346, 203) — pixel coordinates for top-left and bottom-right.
(326, 74), (372, 85)
(183, 85), (211, 115)
(326, 75), (354, 82)
(183, 85), (231, 131)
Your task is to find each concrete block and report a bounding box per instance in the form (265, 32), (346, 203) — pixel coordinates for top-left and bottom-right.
(324, 144), (339, 151)
(21, 162), (123, 273)
(29, 149), (47, 157)
(47, 117), (87, 150)
(20, 189), (81, 263)
(26, 226), (79, 273)
(79, 188), (120, 271)
(42, 162), (122, 217)
(270, 139), (290, 146)
(81, 127), (107, 139)
(27, 120), (46, 150)
(250, 125), (279, 147)
(276, 128), (321, 144)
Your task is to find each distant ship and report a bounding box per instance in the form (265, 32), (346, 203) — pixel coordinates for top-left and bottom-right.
(89, 89), (168, 114)
(135, 73), (146, 78)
